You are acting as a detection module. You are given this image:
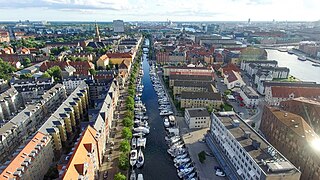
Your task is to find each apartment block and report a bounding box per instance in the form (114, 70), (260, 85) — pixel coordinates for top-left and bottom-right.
(60, 126), (102, 180)
(169, 74), (213, 87)
(280, 97), (320, 135)
(260, 106), (320, 179)
(163, 66), (213, 77)
(265, 83), (320, 106)
(0, 132), (54, 180)
(206, 111), (301, 180)
(0, 84), (66, 163)
(0, 87), (24, 121)
(38, 82), (89, 157)
(184, 108), (210, 129)
(173, 80), (216, 97)
(240, 60), (278, 72)
(180, 91), (222, 109)
(239, 86), (260, 108)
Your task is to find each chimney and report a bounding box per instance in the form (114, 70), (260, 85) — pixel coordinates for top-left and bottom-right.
(252, 140), (261, 150)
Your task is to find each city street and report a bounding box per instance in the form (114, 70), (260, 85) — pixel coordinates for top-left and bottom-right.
(98, 87), (128, 180)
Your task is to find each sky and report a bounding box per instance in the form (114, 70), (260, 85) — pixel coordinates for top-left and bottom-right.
(0, 0), (319, 22)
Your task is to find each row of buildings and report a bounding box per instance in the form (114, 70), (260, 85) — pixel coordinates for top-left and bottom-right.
(0, 77), (119, 179)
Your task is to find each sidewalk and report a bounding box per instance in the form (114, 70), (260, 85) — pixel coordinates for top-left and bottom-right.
(98, 87), (128, 180)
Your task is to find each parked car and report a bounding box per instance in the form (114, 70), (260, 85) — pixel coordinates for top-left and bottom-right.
(215, 166), (225, 177)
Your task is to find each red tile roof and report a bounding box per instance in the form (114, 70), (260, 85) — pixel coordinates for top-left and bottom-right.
(271, 86), (320, 98)
(106, 52), (132, 59)
(225, 70), (241, 83)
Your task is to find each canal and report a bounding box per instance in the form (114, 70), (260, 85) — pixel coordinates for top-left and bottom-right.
(267, 49), (320, 83)
(136, 39), (179, 180)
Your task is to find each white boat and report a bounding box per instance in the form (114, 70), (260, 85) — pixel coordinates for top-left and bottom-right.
(174, 157), (190, 164)
(160, 110), (173, 116)
(132, 137), (137, 149)
(168, 148), (186, 157)
(136, 149), (144, 168)
(176, 162), (192, 169)
(178, 167), (195, 178)
(137, 137), (147, 148)
(182, 172), (196, 180)
(134, 127), (150, 134)
(130, 170), (136, 180)
(168, 115), (175, 125)
(130, 150), (138, 167)
(137, 174), (144, 180)
(133, 132), (146, 137)
(164, 117), (170, 127)
(174, 153), (188, 161)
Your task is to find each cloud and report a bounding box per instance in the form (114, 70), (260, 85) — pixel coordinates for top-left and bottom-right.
(0, 0), (135, 10)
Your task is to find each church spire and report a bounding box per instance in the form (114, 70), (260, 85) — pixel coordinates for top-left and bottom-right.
(95, 22), (101, 42)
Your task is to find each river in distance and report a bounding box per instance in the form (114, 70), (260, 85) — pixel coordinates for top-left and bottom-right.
(266, 49), (320, 83)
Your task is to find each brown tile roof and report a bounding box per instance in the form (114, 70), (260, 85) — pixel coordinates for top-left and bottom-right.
(106, 52), (132, 59)
(221, 63), (240, 73)
(225, 70), (241, 83)
(267, 107), (320, 145)
(271, 86), (320, 98)
(0, 132), (50, 179)
(119, 59), (131, 69)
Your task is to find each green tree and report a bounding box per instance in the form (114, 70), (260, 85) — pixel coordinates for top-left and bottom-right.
(114, 172), (126, 180)
(122, 127), (132, 140)
(47, 66), (62, 80)
(89, 69), (96, 75)
(41, 71), (51, 78)
(198, 151), (206, 163)
(119, 140), (130, 153)
(124, 111), (134, 120)
(20, 73), (32, 79)
(224, 90), (232, 96)
(0, 58), (16, 80)
(122, 117), (133, 127)
(84, 46), (94, 53)
(22, 57), (31, 67)
(118, 153), (130, 170)
(126, 97), (134, 106)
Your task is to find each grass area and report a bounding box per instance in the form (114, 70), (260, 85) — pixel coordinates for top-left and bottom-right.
(221, 103), (233, 111)
(273, 75), (300, 82)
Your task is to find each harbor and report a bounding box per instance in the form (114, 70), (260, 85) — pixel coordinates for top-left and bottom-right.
(266, 49), (320, 83)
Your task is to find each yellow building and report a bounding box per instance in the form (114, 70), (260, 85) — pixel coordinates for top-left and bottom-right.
(106, 52), (133, 65)
(180, 91), (222, 109)
(96, 54), (109, 69)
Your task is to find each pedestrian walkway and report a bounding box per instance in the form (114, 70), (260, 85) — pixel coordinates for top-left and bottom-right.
(98, 87), (128, 180)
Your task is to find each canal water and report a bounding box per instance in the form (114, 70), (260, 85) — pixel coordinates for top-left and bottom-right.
(136, 40), (179, 180)
(267, 49), (320, 83)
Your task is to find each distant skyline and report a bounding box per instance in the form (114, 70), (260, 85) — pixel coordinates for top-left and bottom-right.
(0, 0), (319, 22)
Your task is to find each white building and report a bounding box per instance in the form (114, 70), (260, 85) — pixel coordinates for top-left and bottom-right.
(184, 108), (210, 129)
(239, 86), (260, 108)
(113, 20), (124, 33)
(206, 111), (301, 180)
(223, 70), (245, 89)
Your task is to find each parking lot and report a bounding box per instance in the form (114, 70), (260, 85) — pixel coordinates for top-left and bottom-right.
(182, 129), (226, 180)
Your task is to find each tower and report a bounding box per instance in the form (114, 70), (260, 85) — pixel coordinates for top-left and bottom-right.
(95, 22), (101, 42)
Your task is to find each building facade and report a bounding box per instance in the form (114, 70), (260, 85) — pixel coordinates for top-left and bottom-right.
(184, 108), (210, 129)
(0, 132), (54, 180)
(180, 91), (222, 109)
(239, 86), (260, 108)
(260, 106), (320, 180)
(206, 111), (301, 180)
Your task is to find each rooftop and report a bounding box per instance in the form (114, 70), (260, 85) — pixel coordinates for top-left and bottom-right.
(61, 126), (99, 179)
(186, 108), (210, 117)
(181, 91), (221, 101)
(271, 86), (320, 98)
(241, 86), (259, 99)
(0, 132), (51, 179)
(169, 74), (213, 81)
(213, 111), (300, 175)
(174, 80), (213, 88)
